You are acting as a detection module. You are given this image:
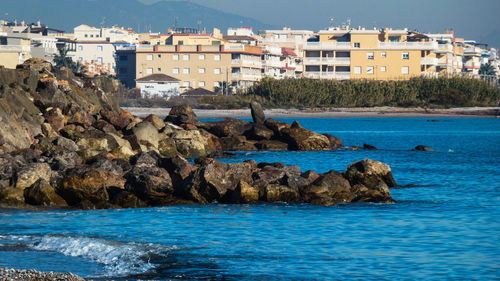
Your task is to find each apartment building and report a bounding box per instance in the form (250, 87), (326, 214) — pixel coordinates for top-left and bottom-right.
(74, 24), (138, 43)
(115, 43), (262, 93)
(0, 33), (31, 68)
(69, 41), (118, 75)
(261, 45), (300, 78)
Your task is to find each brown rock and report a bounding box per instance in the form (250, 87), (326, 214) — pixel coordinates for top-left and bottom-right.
(255, 140), (289, 150)
(250, 100), (265, 125)
(24, 179), (67, 207)
(124, 165), (174, 205)
(323, 133), (343, 149)
(44, 108), (65, 131)
(281, 124), (330, 151)
(144, 114), (166, 130)
(344, 159), (397, 188)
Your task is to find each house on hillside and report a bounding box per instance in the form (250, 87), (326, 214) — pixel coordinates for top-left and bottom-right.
(135, 73), (180, 98)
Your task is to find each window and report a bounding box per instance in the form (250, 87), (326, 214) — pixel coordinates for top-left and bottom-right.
(97, 46), (103, 51)
(380, 66), (387, 72)
(90, 35), (94, 38)
(354, 66), (362, 74)
(173, 68), (179, 74)
(78, 57), (83, 61)
(84, 34), (88, 38)
(173, 54), (179, 61)
(366, 66), (374, 74)
(146, 68), (153, 74)
(78, 45), (83, 51)
(402, 52), (409, 60)
(199, 68), (206, 74)
(146, 54), (153, 61)
(214, 68), (221, 74)
(119, 55), (128, 61)
(214, 82), (220, 87)
(381, 52), (387, 58)
(354, 42), (360, 48)
(97, 57), (103, 63)
(199, 81), (206, 87)
(214, 54), (221, 61)
(158, 54), (161, 58)
(183, 54), (190, 61)
(402, 66), (409, 74)
(199, 54), (205, 60)
(183, 81), (190, 87)
(367, 52), (374, 60)
(157, 68), (161, 72)
(183, 68), (190, 74)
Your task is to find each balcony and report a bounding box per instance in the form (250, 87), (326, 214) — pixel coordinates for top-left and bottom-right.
(0, 45), (31, 52)
(437, 58), (449, 65)
(304, 57), (351, 65)
(379, 41), (438, 50)
(232, 73), (262, 80)
(436, 44), (453, 53)
(421, 57), (438, 65)
(304, 71), (351, 80)
(304, 42), (351, 50)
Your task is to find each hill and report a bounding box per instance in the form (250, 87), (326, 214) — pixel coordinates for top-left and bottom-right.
(1, 0), (271, 33)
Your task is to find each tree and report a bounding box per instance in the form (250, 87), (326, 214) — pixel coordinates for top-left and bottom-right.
(53, 48), (87, 75)
(479, 62), (496, 76)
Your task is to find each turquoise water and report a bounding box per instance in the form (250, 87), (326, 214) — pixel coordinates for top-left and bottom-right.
(1, 117), (499, 280)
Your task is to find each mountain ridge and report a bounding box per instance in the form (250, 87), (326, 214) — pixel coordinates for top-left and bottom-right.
(2, 0), (272, 34)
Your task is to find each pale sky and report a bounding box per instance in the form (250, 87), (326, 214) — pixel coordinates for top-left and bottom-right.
(140, 0), (500, 46)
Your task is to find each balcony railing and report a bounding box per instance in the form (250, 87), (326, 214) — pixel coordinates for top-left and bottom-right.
(421, 57), (438, 65)
(304, 57), (351, 65)
(304, 71), (351, 79)
(0, 45), (31, 52)
(378, 42), (438, 50)
(304, 42), (351, 50)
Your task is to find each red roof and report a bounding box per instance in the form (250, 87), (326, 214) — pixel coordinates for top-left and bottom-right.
(281, 48), (297, 57)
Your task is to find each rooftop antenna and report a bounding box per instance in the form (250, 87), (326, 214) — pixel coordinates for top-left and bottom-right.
(100, 16), (106, 28)
(346, 18), (351, 28)
(174, 16), (178, 31)
(197, 20), (202, 34)
(329, 17), (334, 28)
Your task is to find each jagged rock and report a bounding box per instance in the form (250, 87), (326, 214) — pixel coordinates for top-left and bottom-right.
(59, 166), (126, 207)
(54, 136), (79, 151)
(107, 187), (146, 209)
(220, 136), (257, 151)
(100, 109), (133, 130)
(165, 104), (199, 125)
(291, 120), (302, 128)
(24, 179), (67, 207)
(264, 118), (291, 136)
(245, 125), (274, 141)
(15, 162), (53, 190)
(250, 100), (265, 124)
(323, 133), (343, 149)
(16, 58), (52, 73)
(0, 186), (26, 207)
(201, 118), (253, 138)
(350, 182), (393, 203)
(92, 119), (119, 134)
(412, 145), (436, 151)
(235, 180), (260, 203)
(44, 108), (65, 131)
(255, 140), (289, 151)
(47, 149), (82, 171)
(344, 159), (397, 189)
(64, 103), (94, 128)
(41, 123), (60, 139)
(160, 156), (197, 189)
(130, 151), (161, 167)
(144, 114), (165, 131)
(301, 171), (352, 204)
(124, 165), (174, 205)
(158, 137), (179, 158)
(108, 133), (135, 160)
(264, 185), (300, 202)
(280, 122), (330, 151)
(171, 130), (215, 158)
(131, 121), (161, 152)
(363, 144), (378, 150)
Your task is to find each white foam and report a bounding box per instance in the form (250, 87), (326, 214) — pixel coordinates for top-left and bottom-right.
(1, 234), (176, 277)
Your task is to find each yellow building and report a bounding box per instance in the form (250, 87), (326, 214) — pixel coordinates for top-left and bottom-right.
(0, 35), (31, 69)
(116, 43), (262, 92)
(138, 28), (224, 46)
(303, 27), (438, 80)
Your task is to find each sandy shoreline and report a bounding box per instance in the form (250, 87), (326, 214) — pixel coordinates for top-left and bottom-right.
(125, 106), (500, 119)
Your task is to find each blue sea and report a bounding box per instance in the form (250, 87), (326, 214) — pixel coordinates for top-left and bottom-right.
(1, 117), (499, 280)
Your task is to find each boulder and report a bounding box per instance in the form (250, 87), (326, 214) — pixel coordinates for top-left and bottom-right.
(41, 123), (60, 139)
(412, 145), (436, 152)
(171, 130), (214, 158)
(264, 118), (291, 137)
(301, 171), (352, 204)
(350, 182), (394, 203)
(234, 180), (260, 203)
(15, 162), (53, 190)
(16, 58), (52, 73)
(48, 149), (82, 171)
(201, 118), (253, 138)
(244, 125), (274, 141)
(323, 134), (343, 149)
(363, 144), (378, 150)
(54, 136), (79, 151)
(124, 165), (174, 205)
(0, 186), (26, 207)
(59, 166), (126, 208)
(220, 136), (257, 151)
(108, 133), (135, 160)
(107, 187), (146, 209)
(264, 185), (300, 202)
(64, 103), (94, 128)
(344, 159), (397, 189)
(280, 122), (331, 151)
(24, 179), (67, 207)
(131, 121), (161, 152)
(100, 109), (133, 130)
(158, 137), (179, 158)
(249, 100), (265, 125)
(165, 104), (198, 125)
(44, 108), (65, 131)
(255, 140), (289, 151)
(160, 155), (197, 189)
(143, 114), (165, 131)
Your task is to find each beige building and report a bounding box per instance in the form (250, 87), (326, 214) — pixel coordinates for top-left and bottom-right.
(0, 33), (31, 69)
(69, 41), (118, 75)
(116, 43), (262, 92)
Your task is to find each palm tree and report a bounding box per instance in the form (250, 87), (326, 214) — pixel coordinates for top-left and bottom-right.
(53, 48), (74, 69)
(479, 62), (496, 76)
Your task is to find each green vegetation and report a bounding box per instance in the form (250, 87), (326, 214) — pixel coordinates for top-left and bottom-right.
(479, 63), (496, 76)
(245, 77), (500, 108)
(53, 48), (87, 75)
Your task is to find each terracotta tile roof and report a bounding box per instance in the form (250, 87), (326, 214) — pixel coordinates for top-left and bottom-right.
(136, 74), (180, 82)
(181, 87), (216, 96)
(281, 48), (297, 56)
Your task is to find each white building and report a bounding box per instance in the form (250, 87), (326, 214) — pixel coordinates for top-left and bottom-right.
(69, 41), (117, 75)
(136, 74), (180, 98)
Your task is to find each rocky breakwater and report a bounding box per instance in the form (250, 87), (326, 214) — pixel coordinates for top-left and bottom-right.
(0, 59), (397, 209)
